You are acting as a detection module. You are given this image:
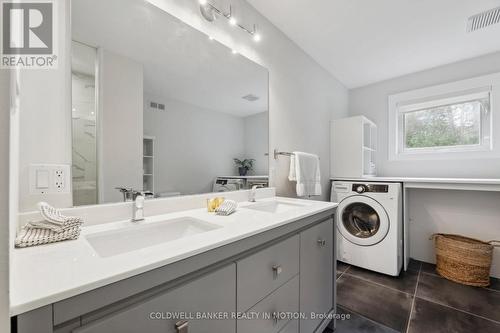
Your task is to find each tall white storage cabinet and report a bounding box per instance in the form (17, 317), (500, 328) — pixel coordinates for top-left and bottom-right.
(330, 116), (377, 178)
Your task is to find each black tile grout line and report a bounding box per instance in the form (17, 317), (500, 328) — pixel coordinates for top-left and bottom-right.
(414, 294), (500, 325)
(413, 263), (500, 326)
(418, 261), (500, 292)
(336, 305), (399, 333)
(404, 263), (422, 333)
(337, 262), (500, 331)
(418, 270), (500, 294)
(340, 271), (417, 297)
(336, 265), (350, 281)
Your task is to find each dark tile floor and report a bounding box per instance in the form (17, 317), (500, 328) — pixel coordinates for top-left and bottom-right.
(325, 260), (500, 333)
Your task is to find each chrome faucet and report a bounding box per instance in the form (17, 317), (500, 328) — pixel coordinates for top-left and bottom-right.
(132, 194), (145, 222)
(115, 187), (140, 202)
(249, 184), (264, 202)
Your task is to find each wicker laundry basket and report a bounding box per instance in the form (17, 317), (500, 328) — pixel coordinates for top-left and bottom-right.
(431, 234), (500, 287)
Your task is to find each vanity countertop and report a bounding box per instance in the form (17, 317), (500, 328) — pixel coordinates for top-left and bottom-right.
(216, 175), (269, 179)
(331, 176), (500, 184)
(11, 197), (337, 316)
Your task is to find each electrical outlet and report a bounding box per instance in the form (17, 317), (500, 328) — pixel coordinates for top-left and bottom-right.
(54, 168), (66, 192)
(30, 164), (71, 194)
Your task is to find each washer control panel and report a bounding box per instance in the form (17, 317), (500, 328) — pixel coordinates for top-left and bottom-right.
(352, 184), (389, 193)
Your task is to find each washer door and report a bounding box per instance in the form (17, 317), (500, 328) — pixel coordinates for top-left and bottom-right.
(337, 195), (389, 246)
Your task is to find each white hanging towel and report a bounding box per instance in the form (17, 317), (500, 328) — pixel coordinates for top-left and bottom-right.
(288, 152), (322, 197)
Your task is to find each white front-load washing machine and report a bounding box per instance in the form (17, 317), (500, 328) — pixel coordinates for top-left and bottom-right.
(331, 181), (403, 276)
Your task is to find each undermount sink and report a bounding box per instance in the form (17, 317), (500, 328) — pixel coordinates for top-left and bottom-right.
(86, 217), (221, 258)
(245, 200), (311, 214)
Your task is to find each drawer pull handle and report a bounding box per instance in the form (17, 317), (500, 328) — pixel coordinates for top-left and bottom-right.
(175, 320), (189, 333)
(317, 239), (326, 247)
(272, 265), (282, 278)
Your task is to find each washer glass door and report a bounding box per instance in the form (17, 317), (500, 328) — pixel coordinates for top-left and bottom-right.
(337, 196), (389, 246)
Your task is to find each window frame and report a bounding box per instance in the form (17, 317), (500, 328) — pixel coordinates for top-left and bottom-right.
(388, 73), (500, 161)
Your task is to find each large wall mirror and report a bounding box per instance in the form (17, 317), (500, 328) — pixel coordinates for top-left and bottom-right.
(48, 0), (268, 207)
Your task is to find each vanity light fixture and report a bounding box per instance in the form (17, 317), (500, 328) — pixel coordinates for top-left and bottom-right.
(199, 2), (262, 42)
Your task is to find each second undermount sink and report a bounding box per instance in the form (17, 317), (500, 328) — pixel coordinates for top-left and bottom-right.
(245, 200), (311, 214)
(86, 217), (221, 258)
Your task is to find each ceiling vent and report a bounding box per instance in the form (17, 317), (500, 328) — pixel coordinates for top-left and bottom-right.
(149, 101), (166, 111)
(242, 94), (259, 102)
(467, 6), (500, 32)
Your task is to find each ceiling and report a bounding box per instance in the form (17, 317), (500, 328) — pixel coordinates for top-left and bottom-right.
(72, 0), (268, 117)
(247, 0), (500, 88)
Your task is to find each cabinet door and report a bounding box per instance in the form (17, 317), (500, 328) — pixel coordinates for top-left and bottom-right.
(74, 264), (236, 333)
(300, 219), (334, 333)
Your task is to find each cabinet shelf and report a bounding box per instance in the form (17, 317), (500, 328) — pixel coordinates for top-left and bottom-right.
(143, 136), (155, 192)
(331, 116), (377, 178)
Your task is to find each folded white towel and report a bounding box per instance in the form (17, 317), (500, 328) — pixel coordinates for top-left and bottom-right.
(288, 152), (321, 197)
(14, 202), (84, 248)
(15, 226), (81, 248)
(37, 202), (83, 226)
(215, 200), (238, 216)
(25, 220), (82, 233)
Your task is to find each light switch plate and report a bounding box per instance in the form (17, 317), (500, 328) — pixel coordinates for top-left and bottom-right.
(29, 164), (71, 194)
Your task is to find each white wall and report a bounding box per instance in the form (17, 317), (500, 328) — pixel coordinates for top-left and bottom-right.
(0, 70), (11, 333)
(147, 0), (349, 201)
(408, 189), (500, 278)
(349, 52), (500, 278)
(99, 50), (144, 203)
(18, 1), (72, 212)
(244, 112), (268, 175)
(349, 51), (500, 178)
(144, 96), (247, 194)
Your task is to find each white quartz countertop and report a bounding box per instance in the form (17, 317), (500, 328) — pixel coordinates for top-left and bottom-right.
(331, 176), (500, 184)
(11, 197), (337, 316)
(331, 177), (500, 191)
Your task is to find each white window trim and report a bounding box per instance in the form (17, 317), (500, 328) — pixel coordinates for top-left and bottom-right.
(388, 72), (500, 161)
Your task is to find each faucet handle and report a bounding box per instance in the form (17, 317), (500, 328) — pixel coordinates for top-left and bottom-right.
(115, 187), (132, 193)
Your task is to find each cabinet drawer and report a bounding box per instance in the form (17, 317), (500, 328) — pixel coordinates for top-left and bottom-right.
(74, 264), (236, 333)
(237, 235), (299, 311)
(237, 275), (299, 333)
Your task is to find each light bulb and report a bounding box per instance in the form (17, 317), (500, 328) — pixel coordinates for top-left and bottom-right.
(199, 0), (207, 5)
(229, 17), (237, 26)
(253, 33), (261, 42)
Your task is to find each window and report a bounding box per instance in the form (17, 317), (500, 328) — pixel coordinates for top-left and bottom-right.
(399, 91), (491, 153)
(388, 73), (500, 161)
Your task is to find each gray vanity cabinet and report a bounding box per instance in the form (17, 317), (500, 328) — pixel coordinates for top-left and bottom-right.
(299, 219), (334, 333)
(74, 264), (236, 333)
(15, 210), (336, 333)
